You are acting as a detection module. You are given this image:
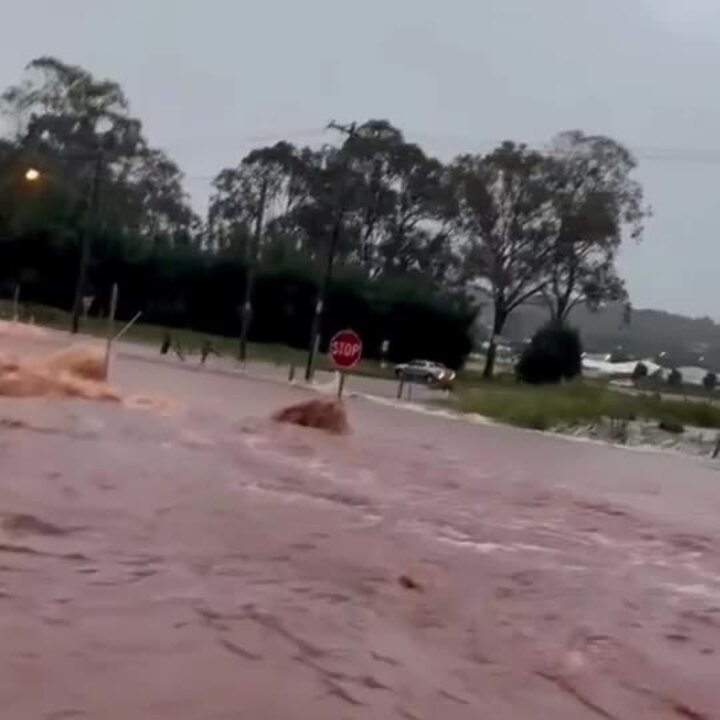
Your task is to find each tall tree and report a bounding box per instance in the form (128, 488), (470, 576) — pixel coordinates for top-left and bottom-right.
(207, 121), (461, 287)
(375, 143), (453, 280)
(284, 139), (365, 266)
(337, 120), (400, 268)
(208, 141), (306, 255)
(1, 57), (197, 242)
(209, 142), (309, 357)
(450, 143), (556, 377)
(340, 119), (455, 281)
(542, 131), (647, 321)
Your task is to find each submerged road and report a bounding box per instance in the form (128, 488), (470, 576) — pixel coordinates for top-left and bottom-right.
(0, 336), (718, 717)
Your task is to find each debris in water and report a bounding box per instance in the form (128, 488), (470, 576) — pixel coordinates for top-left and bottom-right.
(272, 399), (350, 435)
(398, 574), (423, 591)
(2, 513), (67, 536)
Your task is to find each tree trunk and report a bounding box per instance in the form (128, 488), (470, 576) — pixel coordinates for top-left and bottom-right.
(482, 306), (509, 379)
(551, 296), (573, 324)
(549, 305), (565, 324)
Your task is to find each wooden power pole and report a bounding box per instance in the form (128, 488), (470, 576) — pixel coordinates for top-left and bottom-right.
(304, 121), (358, 382)
(238, 176), (268, 362)
(71, 147), (104, 334)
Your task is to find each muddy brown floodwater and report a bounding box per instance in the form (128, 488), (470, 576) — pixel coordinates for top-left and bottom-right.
(0, 335), (719, 718)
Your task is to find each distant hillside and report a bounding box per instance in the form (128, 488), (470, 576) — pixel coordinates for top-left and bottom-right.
(474, 294), (720, 370)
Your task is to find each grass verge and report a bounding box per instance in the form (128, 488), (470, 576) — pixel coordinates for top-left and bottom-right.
(448, 381), (720, 431)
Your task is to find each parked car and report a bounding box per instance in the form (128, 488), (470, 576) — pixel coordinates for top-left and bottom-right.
(394, 359), (456, 388)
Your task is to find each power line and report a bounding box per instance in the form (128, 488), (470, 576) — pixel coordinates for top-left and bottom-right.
(177, 147), (720, 183)
(405, 131), (720, 165)
(152, 123), (720, 163)
(18, 124), (720, 185)
(157, 126), (326, 151)
(12, 112), (720, 164)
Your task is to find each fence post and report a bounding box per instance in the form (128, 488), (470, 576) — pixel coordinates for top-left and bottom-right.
(12, 283), (20, 322)
(103, 284), (118, 379)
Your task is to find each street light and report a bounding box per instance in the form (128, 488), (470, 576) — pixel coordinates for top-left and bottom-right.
(70, 148), (104, 334)
(18, 152), (104, 335)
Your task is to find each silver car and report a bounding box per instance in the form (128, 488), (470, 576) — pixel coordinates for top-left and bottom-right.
(394, 359), (456, 387)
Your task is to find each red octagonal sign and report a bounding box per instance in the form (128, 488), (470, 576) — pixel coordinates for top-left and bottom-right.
(329, 329), (362, 370)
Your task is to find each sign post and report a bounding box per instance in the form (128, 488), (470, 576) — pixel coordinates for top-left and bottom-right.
(328, 329), (362, 399)
(82, 295), (94, 319)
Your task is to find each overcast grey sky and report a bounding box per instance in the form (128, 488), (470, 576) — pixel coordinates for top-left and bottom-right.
(1, 0), (719, 316)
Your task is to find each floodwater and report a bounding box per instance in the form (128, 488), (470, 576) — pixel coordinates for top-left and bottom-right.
(0, 333), (719, 718)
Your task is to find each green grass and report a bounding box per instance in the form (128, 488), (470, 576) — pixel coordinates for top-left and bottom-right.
(448, 380), (720, 432)
(0, 299), (394, 379)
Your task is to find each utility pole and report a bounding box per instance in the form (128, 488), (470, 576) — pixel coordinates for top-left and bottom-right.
(71, 147), (103, 334)
(304, 121), (357, 382)
(238, 176), (268, 362)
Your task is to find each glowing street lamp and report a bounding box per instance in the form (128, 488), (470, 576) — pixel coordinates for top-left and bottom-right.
(21, 161), (101, 334)
(20, 115), (111, 334)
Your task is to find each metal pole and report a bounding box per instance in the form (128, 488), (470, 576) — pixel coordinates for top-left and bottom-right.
(112, 311), (143, 342)
(71, 148), (103, 334)
(337, 371), (346, 399)
(239, 177), (268, 362)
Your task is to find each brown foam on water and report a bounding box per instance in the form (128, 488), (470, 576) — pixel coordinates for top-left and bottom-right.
(0, 320), (49, 338)
(271, 398), (350, 435)
(124, 394), (176, 415)
(0, 346), (178, 417)
(0, 347), (120, 402)
(43, 346), (107, 382)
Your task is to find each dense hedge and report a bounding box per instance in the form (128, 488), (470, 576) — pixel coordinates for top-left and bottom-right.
(0, 230), (475, 368)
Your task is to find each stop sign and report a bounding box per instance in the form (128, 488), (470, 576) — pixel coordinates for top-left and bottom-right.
(328, 329), (362, 370)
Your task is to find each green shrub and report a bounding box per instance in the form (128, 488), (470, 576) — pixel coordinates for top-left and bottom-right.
(516, 322), (582, 385)
(450, 380), (720, 431)
(658, 419), (685, 435)
(0, 233), (476, 367)
(631, 362), (648, 382)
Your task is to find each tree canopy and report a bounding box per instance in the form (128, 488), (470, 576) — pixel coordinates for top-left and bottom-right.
(0, 57), (647, 372)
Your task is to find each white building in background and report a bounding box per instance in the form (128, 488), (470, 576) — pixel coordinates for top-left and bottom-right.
(581, 354), (663, 379)
(581, 355), (715, 387)
(675, 366), (712, 387)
